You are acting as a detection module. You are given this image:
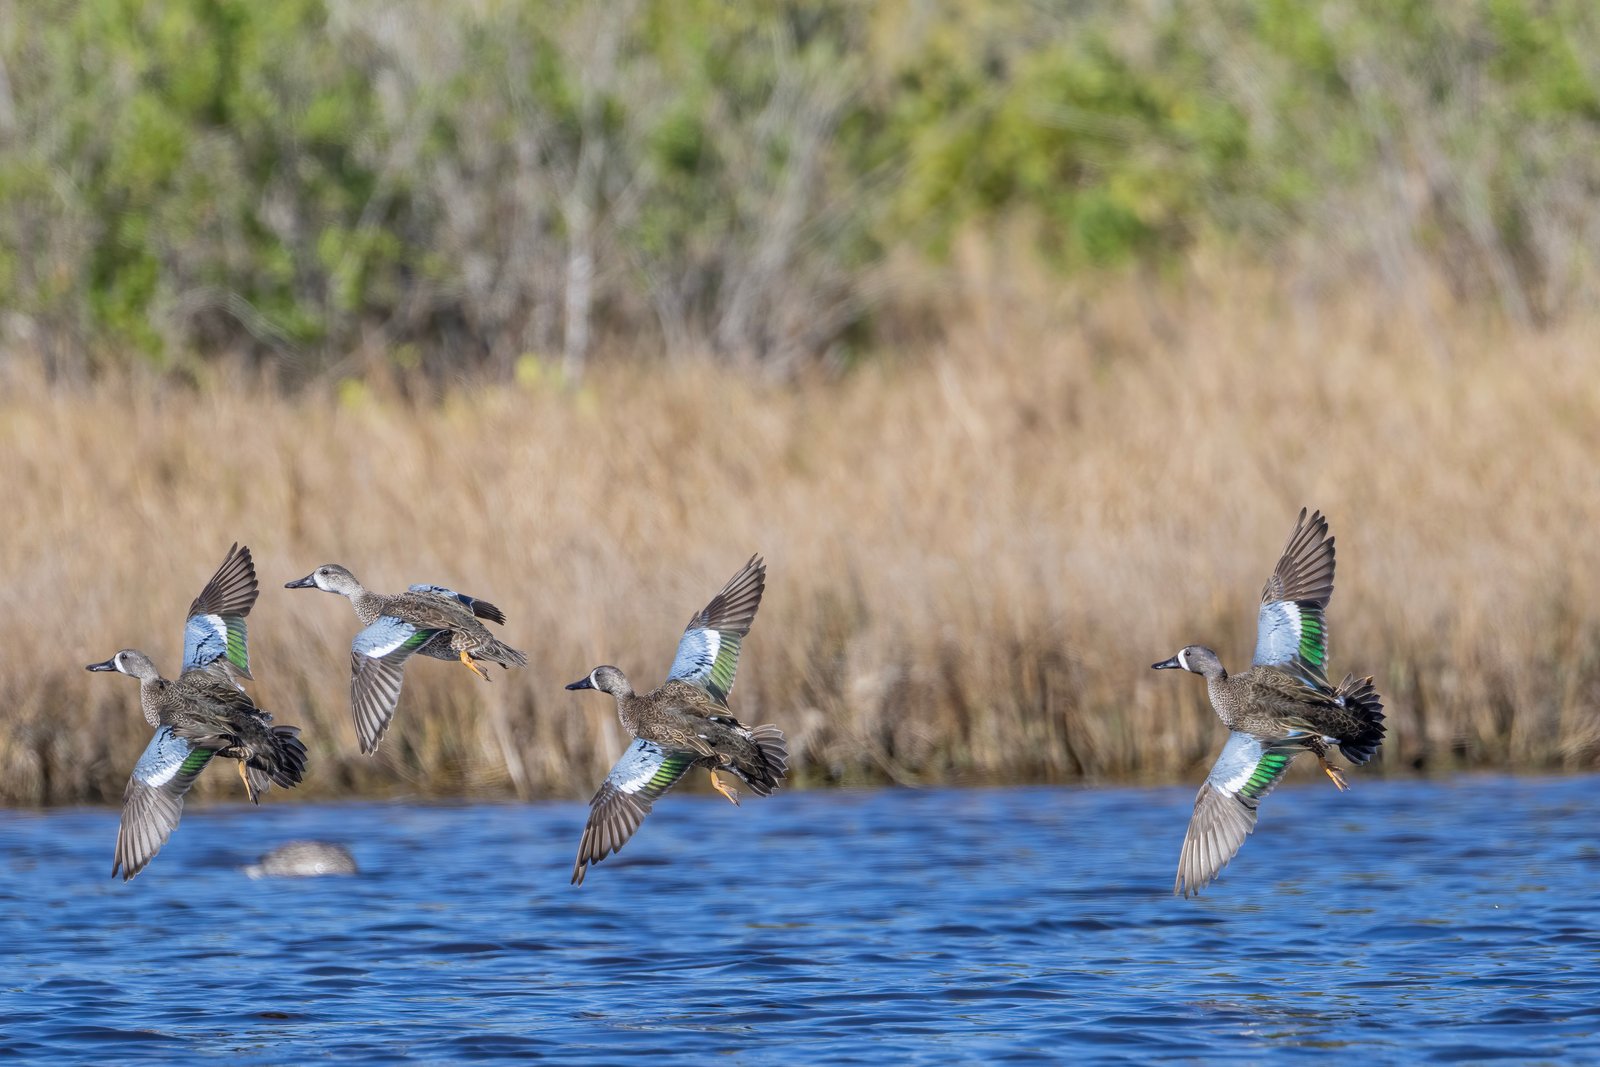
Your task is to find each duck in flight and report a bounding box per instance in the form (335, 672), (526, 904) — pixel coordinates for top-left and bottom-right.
(88, 544), (307, 881)
(285, 564), (527, 754)
(1153, 509), (1386, 897)
(565, 555), (789, 886)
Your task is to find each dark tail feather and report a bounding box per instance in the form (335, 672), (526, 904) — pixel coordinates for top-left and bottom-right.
(480, 637), (528, 670)
(733, 724), (789, 797)
(249, 725), (309, 792)
(755, 725), (789, 780)
(1335, 674), (1386, 764)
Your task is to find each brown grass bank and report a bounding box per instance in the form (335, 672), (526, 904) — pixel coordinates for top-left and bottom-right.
(3, 262), (1599, 806)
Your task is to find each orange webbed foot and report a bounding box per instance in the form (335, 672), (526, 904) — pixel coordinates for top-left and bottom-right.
(458, 650), (490, 682)
(1321, 760), (1349, 792)
(709, 769), (742, 806)
(237, 759), (259, 804)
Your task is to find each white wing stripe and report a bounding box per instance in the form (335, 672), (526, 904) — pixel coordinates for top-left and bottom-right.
(354, 617), (419, 658)
(362, 632), (412, 657)
(132, 727), (191, 788)
(1218, 764), (1253, 795)
(1208, 733), (1266, 795)
(143, 762), (180, 788)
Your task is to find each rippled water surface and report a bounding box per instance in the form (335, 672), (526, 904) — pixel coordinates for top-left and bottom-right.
(3, 776), (1598, 1063)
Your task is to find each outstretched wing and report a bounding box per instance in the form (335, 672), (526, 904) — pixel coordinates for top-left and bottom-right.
(114, 727), (216, 881)
(1253, 509), (1334, 685)
(182, 543), (259, 679)
(407, 583), (507, 626)
(1175, 731), (1299, 897)
(666, 555), (765, 705)
(350, 616), (436, 754)
(571, 739), (698, 886)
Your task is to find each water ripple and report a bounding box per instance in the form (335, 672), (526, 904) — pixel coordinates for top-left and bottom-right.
(0, 777), (1597, 1061)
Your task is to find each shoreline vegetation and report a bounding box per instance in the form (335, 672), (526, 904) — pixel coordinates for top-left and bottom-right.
(4, 262), (1599, 806)
(2, 2), (1598, 804)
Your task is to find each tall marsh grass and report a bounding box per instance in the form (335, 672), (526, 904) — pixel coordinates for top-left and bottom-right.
(3, 261), (1598, 805)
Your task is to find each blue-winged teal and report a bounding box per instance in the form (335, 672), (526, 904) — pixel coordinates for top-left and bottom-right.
(1152, 509), (1386, 897)
(285, 564), (528, 754)
(565, 555), (789, 885)
(87, 545), (307, 881)
(243, 840), (359, 878)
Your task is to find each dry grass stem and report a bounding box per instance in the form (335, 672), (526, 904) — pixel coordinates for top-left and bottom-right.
(3, 261), (1597, 806)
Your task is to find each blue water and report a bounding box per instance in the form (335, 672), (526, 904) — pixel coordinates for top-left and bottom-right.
(2, 776), (1598, 1063)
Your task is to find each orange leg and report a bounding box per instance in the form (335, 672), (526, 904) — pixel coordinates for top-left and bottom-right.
(458, 650), (490, 682)
(237, 759), (258, 803)
(708, 769), (741, 806)
(1319, 757), (1349, 792)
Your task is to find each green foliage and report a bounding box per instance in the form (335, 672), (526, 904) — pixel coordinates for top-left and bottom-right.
(1, 0), (1597, 373)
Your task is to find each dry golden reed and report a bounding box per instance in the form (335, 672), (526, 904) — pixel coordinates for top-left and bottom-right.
(3, 260), (1598, 807)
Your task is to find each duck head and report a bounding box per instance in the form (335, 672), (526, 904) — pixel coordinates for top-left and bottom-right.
(1151, 645), (1225, 679)
(565, 665), (633, 697)
(285, 564), (363, 598)
(86, 649), (161, 682)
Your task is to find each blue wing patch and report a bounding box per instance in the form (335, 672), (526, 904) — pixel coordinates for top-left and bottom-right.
(607, 738), (694, 797)
(182, 615), (227, 673)
(353, 616), (429, 658)
(1207, 731), (1296, 806)
(1253, 601), (1302, 668)
(668, 628), (719, 684)
(1253, 599), (1328, 684)
(668, 628), (741, 703)
(182, 613), (250, 677)
(133, 726), (213, 788)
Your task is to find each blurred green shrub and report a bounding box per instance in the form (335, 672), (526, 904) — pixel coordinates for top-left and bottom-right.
(0, 0), (1596, 377)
